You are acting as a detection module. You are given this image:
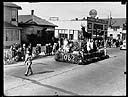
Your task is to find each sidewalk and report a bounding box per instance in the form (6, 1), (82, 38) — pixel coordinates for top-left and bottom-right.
(4, 53), (54, 68)
(4, 47), (113, 67)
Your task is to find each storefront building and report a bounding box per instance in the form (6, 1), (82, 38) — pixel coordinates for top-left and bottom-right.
(106, 18), (126, 40)
(50, 17), (108, 41)
(50, 9), (108, 41)
(87, 17), (108, 40)
(51, 20), (87, 41)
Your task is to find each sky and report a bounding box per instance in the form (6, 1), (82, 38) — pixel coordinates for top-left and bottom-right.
(13, 2), (126, 20)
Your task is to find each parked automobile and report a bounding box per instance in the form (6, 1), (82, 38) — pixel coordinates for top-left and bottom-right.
(120, 40), (126, 50)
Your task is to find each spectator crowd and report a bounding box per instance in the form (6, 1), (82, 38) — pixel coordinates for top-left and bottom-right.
(4, 37), (123, 65)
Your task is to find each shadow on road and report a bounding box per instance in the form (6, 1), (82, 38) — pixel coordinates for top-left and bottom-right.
(10, 75), (79, 96)
(32, 55), (54, 60)
(32, 70), (54, 75)
(32, 62), (49, 65)
(10, 70), (54, 78)
(79, 57), (110, 65)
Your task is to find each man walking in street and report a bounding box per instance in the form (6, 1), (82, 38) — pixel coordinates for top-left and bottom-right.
(24, 45), (33, 76)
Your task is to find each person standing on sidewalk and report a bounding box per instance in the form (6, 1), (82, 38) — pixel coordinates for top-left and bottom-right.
(22, 44), (26, 61)
(87, 39), (91, 53)
(24, 45), (33, 76)
(28, 43), (33, 56)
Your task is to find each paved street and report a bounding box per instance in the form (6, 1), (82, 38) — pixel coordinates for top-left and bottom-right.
(4, 48), (126, 96)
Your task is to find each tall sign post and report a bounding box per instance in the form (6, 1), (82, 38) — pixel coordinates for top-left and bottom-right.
(89, 9), (97, 18)
(87, 9), (108, 40)
(89, 9), (97, 39)
(87, 9), (108, 55)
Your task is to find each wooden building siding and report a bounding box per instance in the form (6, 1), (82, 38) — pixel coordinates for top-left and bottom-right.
(4, 7), (18, 26)
(4, 2), (22, 48)
(4, 28), (21, 47)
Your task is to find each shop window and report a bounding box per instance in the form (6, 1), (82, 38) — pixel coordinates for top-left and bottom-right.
(65, 34), (68, 38)
(59, 34), (67, 38)
(55, 30), (59, 33)
(69, 34), (73, 40)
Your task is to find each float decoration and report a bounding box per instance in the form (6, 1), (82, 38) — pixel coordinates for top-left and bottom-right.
(54, 39), (109, 65)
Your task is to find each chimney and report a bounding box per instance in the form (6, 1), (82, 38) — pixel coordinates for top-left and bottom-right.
(31, 10), (34, 15)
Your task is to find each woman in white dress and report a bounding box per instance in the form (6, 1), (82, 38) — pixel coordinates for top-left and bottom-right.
(87, 39), (91, 53)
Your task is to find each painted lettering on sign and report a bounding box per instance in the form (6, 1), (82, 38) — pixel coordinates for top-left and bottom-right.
(63, 54), (68, 61)
(68, 55), (71, 62)
(87, 17), (108, 24)
(89, 9), (97, 18)
(58, 53), (76, 63)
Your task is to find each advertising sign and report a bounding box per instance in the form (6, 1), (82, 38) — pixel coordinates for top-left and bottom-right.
(87, 17), (108, 24)
(89, 9), (97, 18)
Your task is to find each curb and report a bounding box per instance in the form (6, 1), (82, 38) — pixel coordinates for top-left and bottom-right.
(4, 55), (54, 68)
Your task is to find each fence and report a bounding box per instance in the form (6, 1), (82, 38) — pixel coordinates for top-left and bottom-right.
(3, 46), (47, 65)
(3, 49), (14, 65)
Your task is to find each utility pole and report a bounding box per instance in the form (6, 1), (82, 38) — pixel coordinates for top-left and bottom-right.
(109, 11), (112, 27)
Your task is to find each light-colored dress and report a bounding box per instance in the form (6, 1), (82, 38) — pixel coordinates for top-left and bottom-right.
(63, 39), (68, 50)
(90, 41), (93, 50)
(87, 41), (91, 52)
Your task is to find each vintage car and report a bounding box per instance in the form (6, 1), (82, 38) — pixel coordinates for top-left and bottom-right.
(55, 40), (109, 65)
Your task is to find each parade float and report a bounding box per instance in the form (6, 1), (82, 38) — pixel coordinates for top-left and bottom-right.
(54, 9), (109, 65)
(54, 26), (109, 65)
(54, 39), (109, 65)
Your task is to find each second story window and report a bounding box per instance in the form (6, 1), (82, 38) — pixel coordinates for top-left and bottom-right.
(11, 9), (17, 21)
(69, 34), (73, 40)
